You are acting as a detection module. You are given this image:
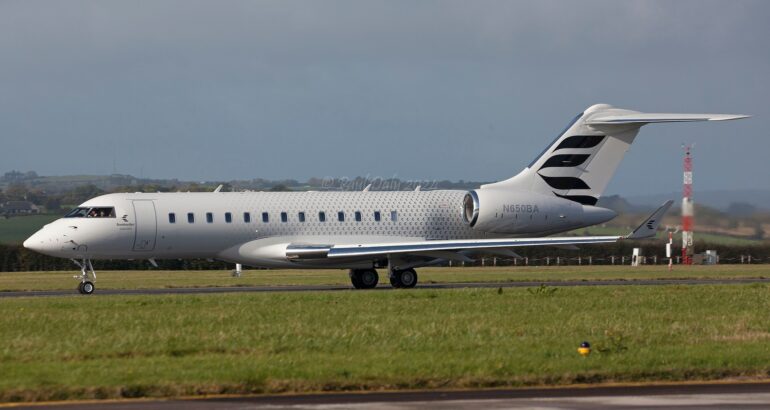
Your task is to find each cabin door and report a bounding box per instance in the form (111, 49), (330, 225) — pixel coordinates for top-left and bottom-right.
(132, 200), (157, 251)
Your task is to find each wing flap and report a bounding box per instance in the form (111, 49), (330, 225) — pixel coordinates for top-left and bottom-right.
(326, 236), (619, 259)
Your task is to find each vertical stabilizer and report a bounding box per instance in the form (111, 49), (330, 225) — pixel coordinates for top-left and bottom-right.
(482, 104), (748, 206)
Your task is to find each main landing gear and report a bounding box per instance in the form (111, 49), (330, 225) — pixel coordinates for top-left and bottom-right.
(72, 259), (96, 295)
(349, 268), (379, 289)
(349, 268), (419, 289)
(389, 268), (418, 289)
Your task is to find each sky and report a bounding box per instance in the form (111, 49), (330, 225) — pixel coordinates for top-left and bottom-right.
(0, 0), (767, 196)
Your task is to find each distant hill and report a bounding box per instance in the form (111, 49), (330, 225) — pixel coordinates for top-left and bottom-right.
(3, 170), (768, 211)
(626, 189), (770, 212)
(0, 170), (488, 194)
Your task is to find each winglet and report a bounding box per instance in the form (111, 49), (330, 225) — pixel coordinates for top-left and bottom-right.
(626, 200), (674, 239)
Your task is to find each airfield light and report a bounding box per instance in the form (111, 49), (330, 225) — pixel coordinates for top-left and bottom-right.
(578, 341), (591, 357)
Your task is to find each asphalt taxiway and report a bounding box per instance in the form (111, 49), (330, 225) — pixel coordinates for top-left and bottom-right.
(10, 382), (770, 409)
(2, 277), (769, 298)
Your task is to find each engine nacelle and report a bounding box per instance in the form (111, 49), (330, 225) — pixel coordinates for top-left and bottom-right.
(462, 188), (616, 234)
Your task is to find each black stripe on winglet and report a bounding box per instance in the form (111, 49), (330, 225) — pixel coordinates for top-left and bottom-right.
(554, 135), (604, 151)
(539, 154), (590, 170)
(539, 175), (590, 190)
(554, 192), (598, 206)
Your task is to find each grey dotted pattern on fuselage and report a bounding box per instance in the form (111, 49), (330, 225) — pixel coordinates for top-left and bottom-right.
(146, 190), (489, 251)
(222, 190), (480, 240)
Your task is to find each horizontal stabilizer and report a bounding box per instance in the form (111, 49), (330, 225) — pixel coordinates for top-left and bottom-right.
(586, 113), (749, 125)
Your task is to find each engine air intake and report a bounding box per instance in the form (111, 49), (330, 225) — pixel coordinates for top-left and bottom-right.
(463, 191), (479, 227)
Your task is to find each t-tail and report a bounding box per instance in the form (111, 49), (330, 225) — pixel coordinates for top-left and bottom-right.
(482, 104), (749, 205)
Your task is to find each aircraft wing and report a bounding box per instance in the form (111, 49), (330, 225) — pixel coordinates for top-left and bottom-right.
(287, 201), (672, 261)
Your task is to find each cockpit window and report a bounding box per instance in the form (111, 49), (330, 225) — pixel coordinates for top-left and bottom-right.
(64, 207), (89, 218)
(64, 207), (115, 218)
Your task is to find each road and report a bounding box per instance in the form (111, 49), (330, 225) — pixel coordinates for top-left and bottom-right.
(9, 382), (770, 409)
(2, 277), (769, 298)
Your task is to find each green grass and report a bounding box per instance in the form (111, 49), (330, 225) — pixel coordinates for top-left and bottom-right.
(0, 214), (59, 244)
(2, 284), (770, 401)
(1, 265), (770, 292)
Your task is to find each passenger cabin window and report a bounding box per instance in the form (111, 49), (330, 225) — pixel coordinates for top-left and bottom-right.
(338, 211), (345, 222)
(281, 212), (288, 223)
(355, 211), (362, 222)
(188, 213), (195, 223)
(206, 212), (214, 223)
(391, 211), (398, 222)
(65, 207), (115, 218)
(298, 212), (306, 222)
(243, 212), (251, 223)
(168, 213), (176, 224)
(225, 212), (232, 223)
(374, 211), (381, 222)
(319, 211), (326, 222)
(262, 212), (269, 223)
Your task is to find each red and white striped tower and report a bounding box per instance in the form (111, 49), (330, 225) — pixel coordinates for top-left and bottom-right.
(682, 144), (694, 265)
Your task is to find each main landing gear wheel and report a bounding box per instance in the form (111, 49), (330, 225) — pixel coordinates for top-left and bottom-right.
(349, 269), (379, 289)
(78, 281), (95, 295)
(390, 268), (418, 289)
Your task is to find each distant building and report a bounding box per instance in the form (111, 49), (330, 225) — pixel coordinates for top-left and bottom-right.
(1, 201), (40, 215)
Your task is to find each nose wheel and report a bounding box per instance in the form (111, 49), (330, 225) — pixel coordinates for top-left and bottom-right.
(78, 281), (95, 295)
(72, 259), (96, 295)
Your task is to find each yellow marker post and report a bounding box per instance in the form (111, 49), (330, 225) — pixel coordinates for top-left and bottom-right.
(578, 341), (591, 357)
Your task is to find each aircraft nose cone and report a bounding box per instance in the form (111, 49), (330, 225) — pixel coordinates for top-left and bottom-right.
(23, 230), (54, 254)
(23, 231), (42, 251)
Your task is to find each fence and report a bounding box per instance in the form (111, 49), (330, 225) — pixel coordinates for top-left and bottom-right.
(447, 254), (767, 267)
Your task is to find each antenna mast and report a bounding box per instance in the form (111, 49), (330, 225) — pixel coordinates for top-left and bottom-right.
(682, 144), (694, 265)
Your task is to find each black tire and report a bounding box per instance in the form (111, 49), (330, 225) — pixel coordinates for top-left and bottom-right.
(400, 268), (418, 288)
(77, 282), (85, 294)
(390, 269), (418, 289)
(81, 281), (95, 295)
(359, 269), (379, 289)
(349, 270), (364, 289)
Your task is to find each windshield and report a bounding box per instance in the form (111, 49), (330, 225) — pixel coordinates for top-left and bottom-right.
(64, 207), (116, 218)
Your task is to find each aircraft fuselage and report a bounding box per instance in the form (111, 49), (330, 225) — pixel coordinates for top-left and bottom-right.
(24, 190), (614, 268)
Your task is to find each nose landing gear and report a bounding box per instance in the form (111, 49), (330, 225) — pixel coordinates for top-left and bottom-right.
(72, 259), (96, 295)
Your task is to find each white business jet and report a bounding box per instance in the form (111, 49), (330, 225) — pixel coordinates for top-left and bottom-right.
(24, 104), (747, 294)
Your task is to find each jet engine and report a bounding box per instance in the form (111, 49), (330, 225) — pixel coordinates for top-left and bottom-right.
(462, 189), (615, 234)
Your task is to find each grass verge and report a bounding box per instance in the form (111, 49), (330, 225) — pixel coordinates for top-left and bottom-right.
(1, 265), (769, 292)
(2, 284), (770, 401)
